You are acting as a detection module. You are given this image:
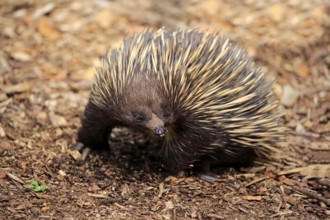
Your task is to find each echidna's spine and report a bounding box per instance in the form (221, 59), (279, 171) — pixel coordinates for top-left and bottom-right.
(80, 29), (283, 172)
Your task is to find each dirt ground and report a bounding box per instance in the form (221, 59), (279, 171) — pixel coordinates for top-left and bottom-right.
(0, 0), (329, 219)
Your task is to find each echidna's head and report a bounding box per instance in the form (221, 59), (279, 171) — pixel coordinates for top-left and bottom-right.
(118, 77), (174, 137)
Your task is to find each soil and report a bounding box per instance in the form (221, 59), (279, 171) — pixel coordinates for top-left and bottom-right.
(0, 0), (329, 219)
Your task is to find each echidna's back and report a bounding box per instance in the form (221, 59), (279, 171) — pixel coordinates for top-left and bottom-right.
(92, 29), (283, 165)
(150, 29), (282, 160)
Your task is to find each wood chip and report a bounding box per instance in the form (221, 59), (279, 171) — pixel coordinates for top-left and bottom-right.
(37, 18), (61, 41)
(242, 195), (262, 201)
(6, 172), (24, 184)
(245, 177), (269, 187)
(87, 193), (107, 198)
(2, 82), (33, 94)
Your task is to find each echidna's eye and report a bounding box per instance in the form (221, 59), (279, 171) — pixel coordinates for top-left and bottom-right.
(133, 113), (146, 123)
(163, 112), (171, 120)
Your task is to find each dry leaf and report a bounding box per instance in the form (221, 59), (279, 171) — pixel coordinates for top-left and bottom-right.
(202, 0), (219, 15)
(2, 82), (33, 94)
(267, 3), (284, 22)
(281, 84), (300, 107)
(0, 171), (7, 179)
(37, 18), (61, 41)
(158, 182), (165, 198)
(162, 200), (174, 213)
(296, 63), (309, 77)
(121, 183), (131, 199)
(278, 176), (298, 186)
(273, 83), (282, 99)
(11, 51), (32, 62)
(242, 195), (262, 201)
(32, 3), (55, 19)
(49, 113), (68, 127)
(94, 10), (116, 28)
(69, 150), (82, 161)
(279, 164), (330, 179)
(87, 193), (107, 198)
(300, 164), (330, 179)
(0, 126), (5, 137)
(6, 172), (24, 184)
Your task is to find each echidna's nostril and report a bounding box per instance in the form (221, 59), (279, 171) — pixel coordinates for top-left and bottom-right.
(154, 126), (166, 136)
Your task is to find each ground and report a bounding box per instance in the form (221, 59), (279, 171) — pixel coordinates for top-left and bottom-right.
(0, 0), (329, 219)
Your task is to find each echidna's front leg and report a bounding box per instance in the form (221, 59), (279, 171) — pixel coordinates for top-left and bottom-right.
(77, 100), (114, 160)
(161, 126), (223, 181)
(161, 133), (207, 175)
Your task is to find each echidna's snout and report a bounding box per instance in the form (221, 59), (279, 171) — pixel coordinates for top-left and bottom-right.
(154, 126), (166, 137)
(146, 113), (167, 137)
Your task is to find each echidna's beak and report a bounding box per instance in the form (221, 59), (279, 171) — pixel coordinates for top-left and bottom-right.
(154, 126), (166, 137)
(146, 113), (167, 137)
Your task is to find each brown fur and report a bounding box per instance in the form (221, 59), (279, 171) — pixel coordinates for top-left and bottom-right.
(77, 29), (283, 174)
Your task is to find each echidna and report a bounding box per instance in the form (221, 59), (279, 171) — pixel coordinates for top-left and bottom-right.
(77, 29), (283, 178)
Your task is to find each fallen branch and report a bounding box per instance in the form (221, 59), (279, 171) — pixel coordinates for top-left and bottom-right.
(292, 186), (330, 206)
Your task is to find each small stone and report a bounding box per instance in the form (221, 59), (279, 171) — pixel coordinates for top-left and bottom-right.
(281, 84), (300, 107)
(31, 2), (55, 20)
(49, 113), (68, 127)
(10, 52), (32, 62)
(121, 184), (131, 199)
(267, 3), (284, 22)
(0, 93), (7, 102)
(0, 57), (11, 74)
(69, 150), (82, 161)
(3, 27), (16, 38)
(55, 128), (63, 137)
(191, 210), (198, 218)
(273, 83), (282, 99)
(36, 111), (48, 124)
(2, 82), (33, 94)
(94, 10), (115, 28)
(58, 170), (67, 176)
(295, 123), (305, 133)
(0, 126), (5, 137)
(0, 98), (12, 114)
(0, 171), (7, 179)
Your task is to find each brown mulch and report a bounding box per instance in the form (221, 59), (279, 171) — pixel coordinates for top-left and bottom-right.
(0, 0), (329, 219)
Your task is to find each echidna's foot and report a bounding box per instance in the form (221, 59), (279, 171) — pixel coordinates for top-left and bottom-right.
(81, 147), (91, 160)
(75, 142), (84, 151)
(197, 172), (218, 182)
(75, 142), (92, 161)
(193, 159), (218, 182)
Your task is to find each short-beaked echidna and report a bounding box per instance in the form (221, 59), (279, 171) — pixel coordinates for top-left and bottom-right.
(77, 29), (283, 176)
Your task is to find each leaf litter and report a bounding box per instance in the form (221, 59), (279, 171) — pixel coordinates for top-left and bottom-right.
(0, 0), (329, 219)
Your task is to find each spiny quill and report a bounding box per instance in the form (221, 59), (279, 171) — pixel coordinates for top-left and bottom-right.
(77, 29), (284, 181)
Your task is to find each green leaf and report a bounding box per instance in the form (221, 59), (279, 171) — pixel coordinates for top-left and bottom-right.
(31, 180), (39, 187)
(25, 184), (34, 189)
(41, 203), (48, 207)
(34, 185), (48, 192)
(25, 180), (48, 192)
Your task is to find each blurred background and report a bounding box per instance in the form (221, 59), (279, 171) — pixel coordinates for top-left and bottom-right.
(1, 0), (328, 86)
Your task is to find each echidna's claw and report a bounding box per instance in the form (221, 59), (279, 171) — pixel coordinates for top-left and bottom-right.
(75, 142), (85, 151)
(198, 173), (218, 183)
(75, 142), (91, 161)
(81, 147), (92, 161)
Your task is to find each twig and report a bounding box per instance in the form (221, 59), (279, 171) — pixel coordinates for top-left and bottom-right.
(238, 206), (249, 214)
(114, 202), (130, 211)
(87, 193), (107, 198)
(6, 172), (24, 184)
(292, 186), (330, 206)
(317, 178), (330, 187)
(290, 130), (320, 139)
(245, 177), (269, 187)
(270, 210), (294, 218)
(206, 214), (224, 219)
